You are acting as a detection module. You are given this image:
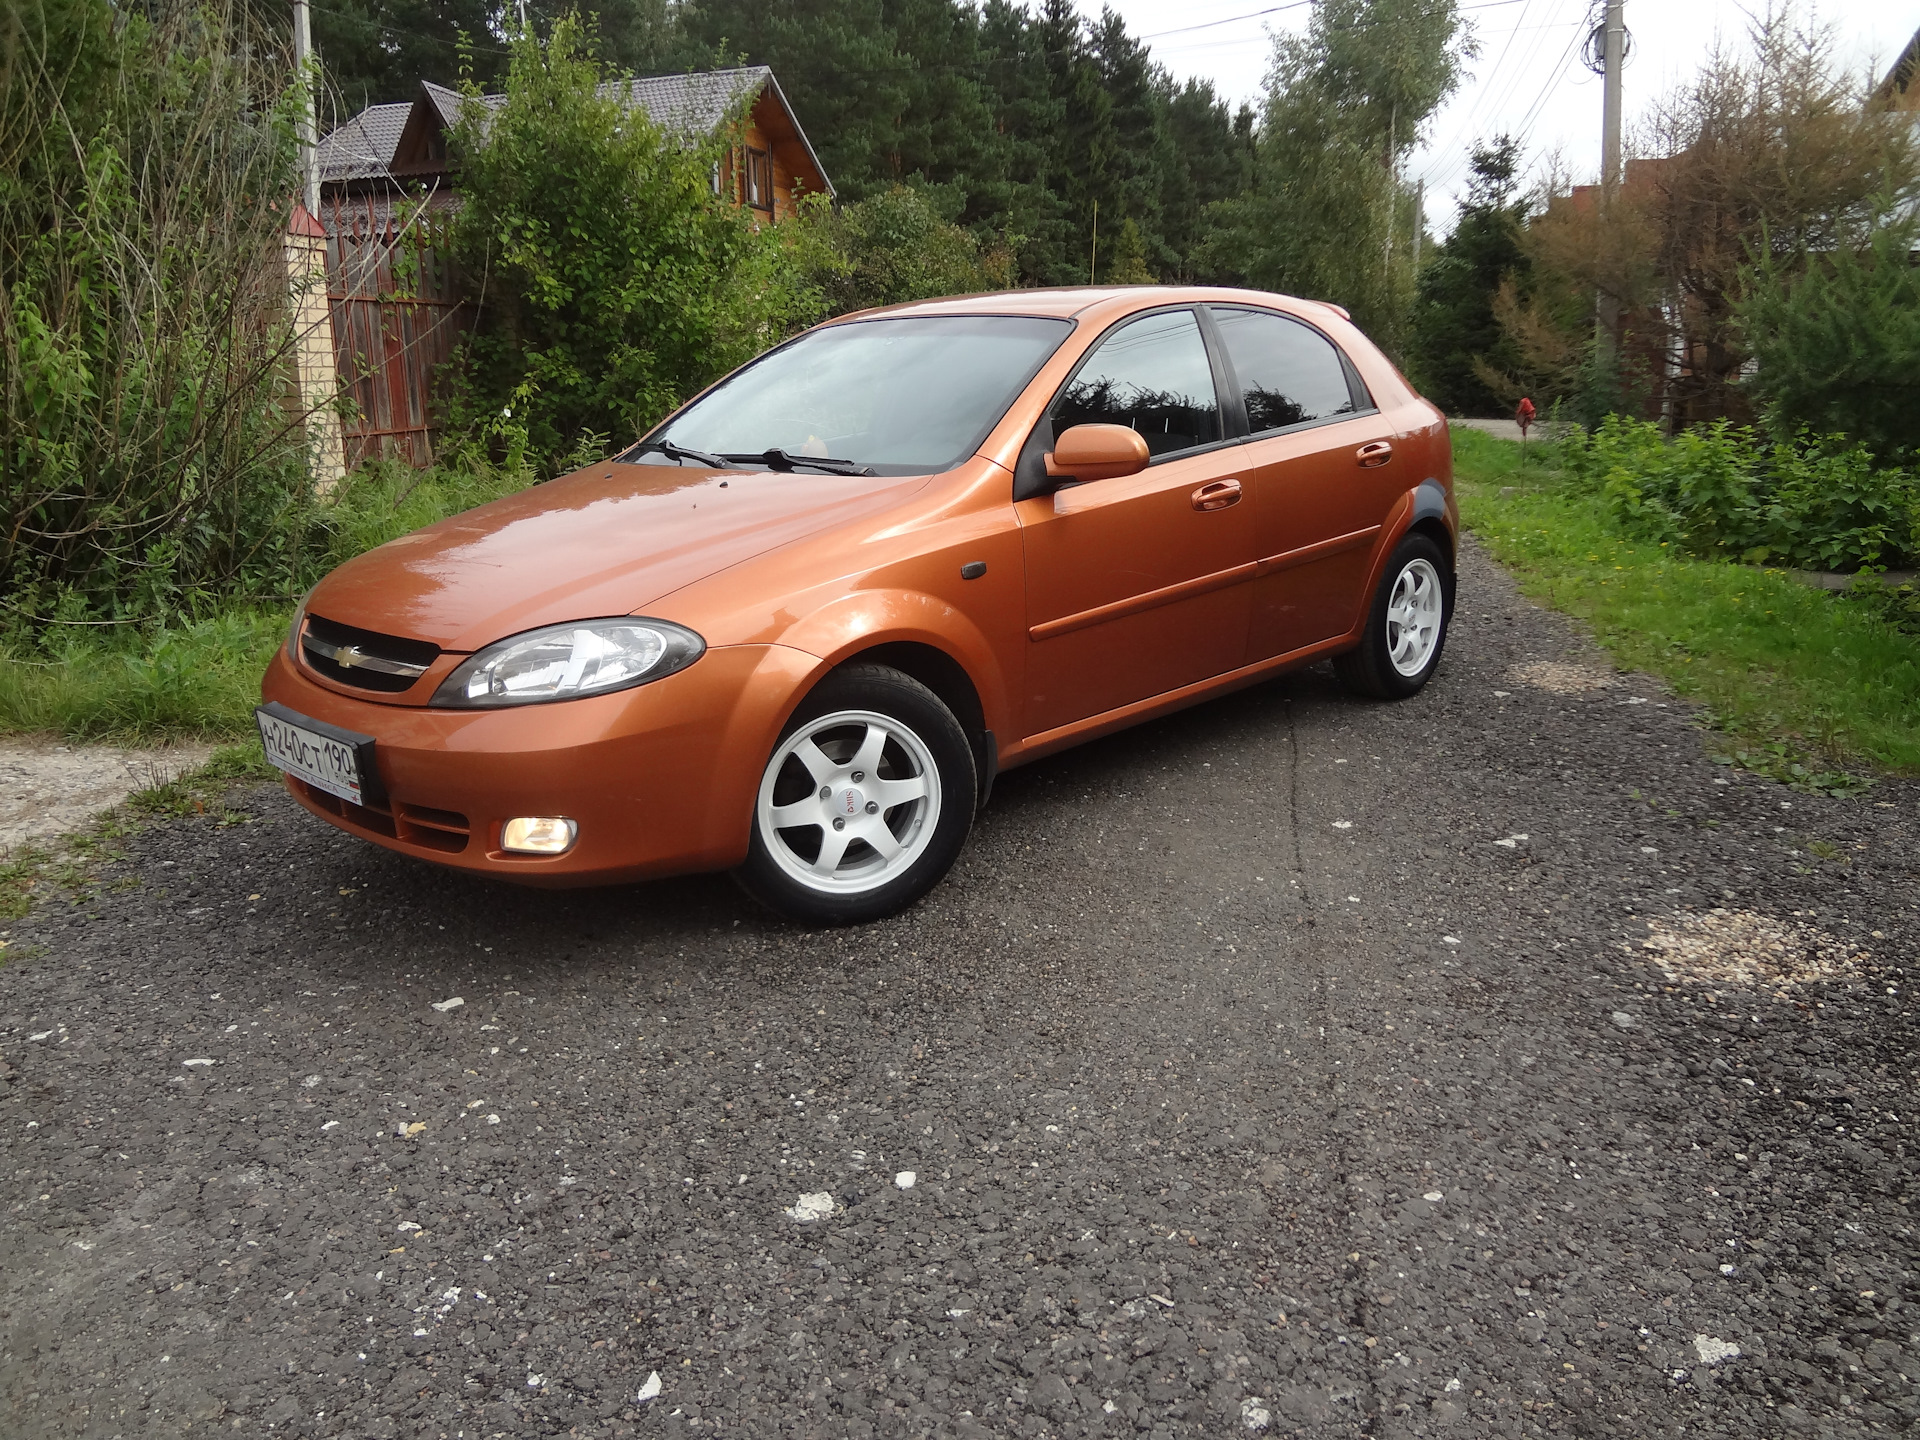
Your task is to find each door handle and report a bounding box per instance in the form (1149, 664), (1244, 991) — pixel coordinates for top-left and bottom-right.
(1356, 440), (1393, 468)
(1191, 478), (1243, 511)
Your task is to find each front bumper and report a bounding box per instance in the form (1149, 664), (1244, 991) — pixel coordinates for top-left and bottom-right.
(259, 642), (819, 886)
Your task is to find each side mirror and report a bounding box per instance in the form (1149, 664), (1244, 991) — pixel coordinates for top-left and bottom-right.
(1045, 424), (1150, 485)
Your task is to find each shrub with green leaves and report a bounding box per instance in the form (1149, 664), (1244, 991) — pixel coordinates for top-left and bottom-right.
(446, 16), (824, 470)
(1, 0), (324, 628)
(1561, 414), (1920, 571)
(786, 186), (1014, 316)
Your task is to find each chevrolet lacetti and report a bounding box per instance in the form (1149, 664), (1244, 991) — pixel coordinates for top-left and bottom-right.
(258, 286), (1457, 923)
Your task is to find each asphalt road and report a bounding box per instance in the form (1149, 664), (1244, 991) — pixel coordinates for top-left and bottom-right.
(3, 538), (1916, 1440)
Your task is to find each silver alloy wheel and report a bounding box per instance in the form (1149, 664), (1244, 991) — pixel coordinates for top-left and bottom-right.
(1386, 557), (1444, 677)
(755, 708), (943, 895)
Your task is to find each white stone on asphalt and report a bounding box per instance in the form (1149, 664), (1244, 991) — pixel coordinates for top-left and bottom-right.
(181, 1058), (213, 1067)
(1423, 1191), (1444, 1202)
(636, 1371), (662, 1402)
(430, 997), (464, 1012)
(786, 1192), (837, 1222)
(1241, 1397), (1273, 1431)
(895, 1171), (916, 1189)
(1694, 1335), (1741, 1365)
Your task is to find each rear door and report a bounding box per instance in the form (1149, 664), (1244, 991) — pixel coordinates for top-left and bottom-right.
(1205, 305), (1402, 660)
(1015, 307), (1257, 737)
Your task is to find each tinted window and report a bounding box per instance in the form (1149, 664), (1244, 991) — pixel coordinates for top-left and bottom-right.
(1051, 309), (1221, 458)
(653, 315), (1072, 475)
(1211, 308), (1358, 434)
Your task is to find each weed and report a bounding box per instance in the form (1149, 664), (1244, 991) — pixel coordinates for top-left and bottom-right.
(1711, 745), (1875, 798)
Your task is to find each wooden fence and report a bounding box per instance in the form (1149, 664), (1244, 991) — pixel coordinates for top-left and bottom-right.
(323, 194), (470, 469)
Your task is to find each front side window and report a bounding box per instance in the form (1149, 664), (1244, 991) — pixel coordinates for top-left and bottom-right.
(1050, 308), (1221, 458)
(646, 315), (1073, 475)
(1211, 307), (1358, 434)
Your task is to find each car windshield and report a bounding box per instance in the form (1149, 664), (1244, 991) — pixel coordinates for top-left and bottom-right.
(643, 315), (1073, 475)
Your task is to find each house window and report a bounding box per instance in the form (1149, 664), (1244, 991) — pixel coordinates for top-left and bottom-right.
(745, 146), (774, 214)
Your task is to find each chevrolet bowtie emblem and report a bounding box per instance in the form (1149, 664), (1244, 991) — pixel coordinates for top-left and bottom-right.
(336, 646), (363, 668)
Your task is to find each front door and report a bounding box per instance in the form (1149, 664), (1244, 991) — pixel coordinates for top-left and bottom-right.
(1016, 308), (1256, 737)
(1206, 305), (1403, 659)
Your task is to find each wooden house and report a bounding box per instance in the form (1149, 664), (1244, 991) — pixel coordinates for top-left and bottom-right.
(309, 67), (830, 469)
(317, 66), (833, 221)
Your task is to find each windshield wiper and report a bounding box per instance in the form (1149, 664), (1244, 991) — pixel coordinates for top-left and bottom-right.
(723, 448), (873, 477)
(627, 438), (731, 468)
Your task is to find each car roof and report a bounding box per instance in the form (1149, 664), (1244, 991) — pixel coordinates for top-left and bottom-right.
(833, 286), (1353, 327)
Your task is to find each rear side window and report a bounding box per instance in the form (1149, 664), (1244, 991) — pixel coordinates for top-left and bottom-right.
(1211, 308), (1359, 435)
(1051, 309), (1221, 457)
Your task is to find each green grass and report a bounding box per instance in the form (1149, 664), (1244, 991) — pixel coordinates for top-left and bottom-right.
(0, 609), (290, 742)
(1451, 425), (1920, 781)
(0, 458), (534, 745)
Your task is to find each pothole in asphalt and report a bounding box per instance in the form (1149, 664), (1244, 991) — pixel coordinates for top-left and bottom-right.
(1509, 659), (1617, 694)
(1630, 907), (1867, 987)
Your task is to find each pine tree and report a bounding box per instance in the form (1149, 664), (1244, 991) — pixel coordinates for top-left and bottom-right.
(1407, 137), (1530, 415)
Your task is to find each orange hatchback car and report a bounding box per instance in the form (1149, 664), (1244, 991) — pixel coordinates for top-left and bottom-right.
(259, 286), (1456, 922)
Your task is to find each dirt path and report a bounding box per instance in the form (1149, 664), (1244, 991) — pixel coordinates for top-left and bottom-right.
(0, 738), (213, 851)
(1, 539), (1915, 1437)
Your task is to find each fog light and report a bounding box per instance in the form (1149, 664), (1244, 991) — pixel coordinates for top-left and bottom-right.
(501, 817), (578, 855)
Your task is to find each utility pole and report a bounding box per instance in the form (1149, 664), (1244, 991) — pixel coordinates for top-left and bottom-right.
(292, 0), (320, 216)
(1411, 179), (1425, 269)
(1596, 0), (1625, 357)
(1089, 198), (1099, 285)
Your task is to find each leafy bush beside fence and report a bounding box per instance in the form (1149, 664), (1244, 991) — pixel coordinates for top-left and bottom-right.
(0, 0), (326, 628)
(445, 17), (825, 472)
(1561, 415), (1920, 573)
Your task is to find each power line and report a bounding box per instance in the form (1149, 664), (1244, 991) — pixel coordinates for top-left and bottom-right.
(1142, 0), (1531, 42)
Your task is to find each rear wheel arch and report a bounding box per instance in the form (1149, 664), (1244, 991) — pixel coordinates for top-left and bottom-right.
(1408, 515), (1455, 568)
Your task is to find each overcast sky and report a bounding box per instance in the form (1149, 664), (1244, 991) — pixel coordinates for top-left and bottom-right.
(1099, 0), (1919, 234)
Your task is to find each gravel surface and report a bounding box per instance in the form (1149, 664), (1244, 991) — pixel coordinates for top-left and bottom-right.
(2, 538), (1916, 1439)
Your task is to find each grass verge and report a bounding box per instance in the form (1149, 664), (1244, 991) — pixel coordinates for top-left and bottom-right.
(0, 457), (534, 745)
(1451, 425), (1920, 786)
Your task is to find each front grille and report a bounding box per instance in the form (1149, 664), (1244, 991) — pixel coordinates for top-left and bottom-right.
(301, 613), (441, 694)
(296, 780), (471, 854)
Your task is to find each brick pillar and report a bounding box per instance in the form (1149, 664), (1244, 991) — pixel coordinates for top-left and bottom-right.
(285, 202), (347, 494)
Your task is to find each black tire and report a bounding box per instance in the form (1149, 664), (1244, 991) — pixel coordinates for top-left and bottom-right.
(1334, 533), (1454, 700)
(734, 663), (976, 925)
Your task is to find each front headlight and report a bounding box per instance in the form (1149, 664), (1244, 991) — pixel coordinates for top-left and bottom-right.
(431, 618), (704, 708)
(286, 588), (314, 657)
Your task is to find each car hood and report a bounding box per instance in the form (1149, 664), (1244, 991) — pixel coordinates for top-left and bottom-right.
(307, 463), (930, 651)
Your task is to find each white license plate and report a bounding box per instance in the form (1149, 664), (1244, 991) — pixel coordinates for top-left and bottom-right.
(257, 704), (373, 805)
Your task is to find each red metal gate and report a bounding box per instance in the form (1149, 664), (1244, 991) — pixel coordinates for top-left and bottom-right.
(323, 194), (470, 469)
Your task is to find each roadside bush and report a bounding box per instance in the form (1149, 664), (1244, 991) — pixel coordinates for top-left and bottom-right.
(786, 185), (1014, 315)
(1, 0), (322, 627)
(1561, 414), (1920, 571)
(446, 15), (823, 472)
